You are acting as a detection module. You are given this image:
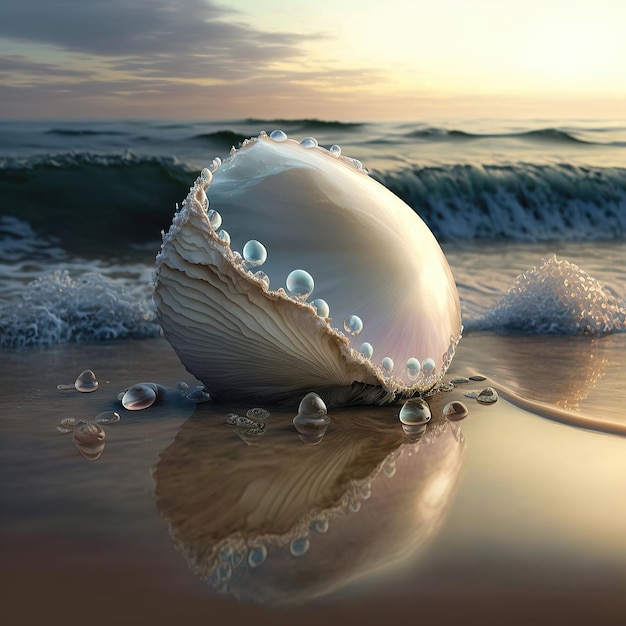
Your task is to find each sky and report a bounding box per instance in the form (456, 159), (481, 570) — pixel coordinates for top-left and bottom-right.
(0, 0), (624, 121)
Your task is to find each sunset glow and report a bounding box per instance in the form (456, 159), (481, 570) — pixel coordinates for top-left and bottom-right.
(0, 0), (624, 120)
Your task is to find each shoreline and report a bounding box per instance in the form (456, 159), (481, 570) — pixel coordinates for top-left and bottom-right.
(2, 335), (626, 624)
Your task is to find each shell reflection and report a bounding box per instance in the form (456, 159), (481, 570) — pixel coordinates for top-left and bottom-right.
(153, 400), (465, 606)
(154, 132), (462, 406)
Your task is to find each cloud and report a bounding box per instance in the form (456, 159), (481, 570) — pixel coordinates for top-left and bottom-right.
(0, 0), (309, 73)
(0, 55), (92, 78)
(0, 0), (388, 118)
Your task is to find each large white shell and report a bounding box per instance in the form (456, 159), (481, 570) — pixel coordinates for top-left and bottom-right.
(154, 132), (462, 406)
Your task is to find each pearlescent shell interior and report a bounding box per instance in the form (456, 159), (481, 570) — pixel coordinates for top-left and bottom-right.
(154, 133), (462, 405)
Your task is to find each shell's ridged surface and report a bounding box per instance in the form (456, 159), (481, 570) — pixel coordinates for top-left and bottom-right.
(154, 133), (461, 406)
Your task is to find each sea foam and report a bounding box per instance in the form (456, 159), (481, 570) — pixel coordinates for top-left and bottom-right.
(477, 256), (626, 335)
(0, 270), (159, 348)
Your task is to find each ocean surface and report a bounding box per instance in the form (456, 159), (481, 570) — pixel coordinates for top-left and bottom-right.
(1, 118), (624, 350)
(2, 119), (626, 624)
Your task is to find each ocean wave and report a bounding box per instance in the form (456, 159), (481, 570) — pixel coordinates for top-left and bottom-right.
(0, 270), (160, 349)
(465, 256), (626, 335)
(0, 152), (194, 255)
(406, 127), (590, 144)
(243, 118), (364, 131)
(44, 128), (129, 137)
(376, 163), (626, 241)
(188, 130), (248, 148)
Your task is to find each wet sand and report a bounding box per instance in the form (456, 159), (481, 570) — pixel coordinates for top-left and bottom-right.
(2, 335), (626, 625)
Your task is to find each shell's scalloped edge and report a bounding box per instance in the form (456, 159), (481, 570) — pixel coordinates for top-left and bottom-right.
(154, 133), (462, 403)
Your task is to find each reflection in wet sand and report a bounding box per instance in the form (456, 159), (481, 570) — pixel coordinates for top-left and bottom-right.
(455, 333), (626, 435)
(153, 401), (465, 606)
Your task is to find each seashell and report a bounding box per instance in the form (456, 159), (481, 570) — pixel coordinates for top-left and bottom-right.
(154, 132), (462, 406)
(72, 421), (106, 461)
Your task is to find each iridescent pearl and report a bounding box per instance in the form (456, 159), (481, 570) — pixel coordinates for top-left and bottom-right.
(359, 342), (373, 358)
(312, 298), (329, 318)
(286, 269), (314, 301)
(343, 314), (363, 336)
(406, 357), (421, 381)
(269, 129), (288, 142)
(242, 239), (267, 267)
(382, 357), (394, 376)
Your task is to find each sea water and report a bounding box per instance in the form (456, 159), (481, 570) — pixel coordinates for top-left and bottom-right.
(1, 119), (626, 616)
(1, 118), (624, 346)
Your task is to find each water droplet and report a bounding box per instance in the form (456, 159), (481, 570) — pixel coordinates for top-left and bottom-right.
(75, 370), (98, 393)
(218, 229), (230, 245)
(450, 377), (470, 384)
(184, 387), (211, 403)
(298, 392), (327, 417)
(406, 357), (421, 381)
(56, 417), (78, 433)
(56, 383), (75, 390)
(477, 387), (498, 404)
(345, 157), (363, 170)
(177, 381), (190, 393)
(231, 549), (245, 567)
(469, 375), (487, 381)
(208, 209), (222, 230)
(290, 537), (310, 556)
(294, 394), (330, 445)
(300, 136), (318, 148)
(343, 314), (363, 336)
(121, 383), (158, 410)
(225, 413), (240, 425)
(359, 342), (373, 358)
(399, 398), (431, 438)
(463, 390), (481, 399)
(215, 561), (232, 582)
(286, 269), (314, 301)
(422, 358), (436, 375)
(73, 422), (106, 461)
(348, 499), (361, 513)
(360, 484), (372, 500)
(270, 129), (288, 142)
(219, 545), (233, 562)
(442, 401), (469, 421)
(310, 518), (329, 533)
(312, 298), (329, 318)
(95, 411), (120, 425)
(200, 168), (212, 184)
(246, 408), (270, 420)
(242, 240), (267, 267)
(254, 271), (270, 289)
(329, 144), (341, 157)
(382, 357), (394, 376)
(383, 457), (396, 478)
(248, 545), (267, 568)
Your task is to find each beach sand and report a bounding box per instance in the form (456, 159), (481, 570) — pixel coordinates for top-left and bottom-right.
(2, 335), (626, 625)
